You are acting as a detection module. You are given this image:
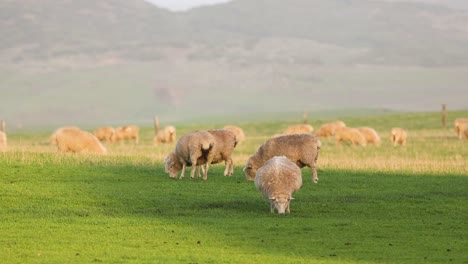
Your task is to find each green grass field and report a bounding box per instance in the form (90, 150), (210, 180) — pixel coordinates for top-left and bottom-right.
(1, 111), (467, 263)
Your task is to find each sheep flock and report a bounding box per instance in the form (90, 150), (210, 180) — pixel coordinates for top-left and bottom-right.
(1, 115), (467, 214)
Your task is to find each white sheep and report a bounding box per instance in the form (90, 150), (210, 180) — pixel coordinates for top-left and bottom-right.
(164, 130), (216, 180)
(154, 125), (177, 145)
(458, 122), (468, 140)
(316, 121), (346, 137)
(0, 131), (7, 151)
(199, 129), (237, 176)
(93, 127), (115, 142)
(357, 127), (381, 146)
(244, 134), (321, 183)
(390, 127), (407, 146)
(52, 127), (107, 154)
(454, 118), (468, 139)
(111, 125), (139, 144)
(223, 125), (246, 144)
(254, 156), (303, 214)
(49, 126), (80, 145)
(335, 127), (367, 146)
(283, 124), (314, 135)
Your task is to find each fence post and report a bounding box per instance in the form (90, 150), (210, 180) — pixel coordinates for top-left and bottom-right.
(154, 115), (160, 135)
(1, 120), (5, 133)
(442, 104), (446, 128)
(303, 112), (308, 124)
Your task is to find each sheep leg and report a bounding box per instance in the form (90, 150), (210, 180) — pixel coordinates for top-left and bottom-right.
(270, 202), (275, 213)
(190, 156), (198, 179)
(228, 158), (234, 176)
(203, 156), (213, 180)
(179, 163), (187, 180)
(223, 160), (229, 176)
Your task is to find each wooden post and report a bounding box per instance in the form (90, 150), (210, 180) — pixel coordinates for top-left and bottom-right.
(442, 104), (446, 128)
(302, 112), (308, 124)
(153, 115), (160, 135)
(1, 120), (5, 133)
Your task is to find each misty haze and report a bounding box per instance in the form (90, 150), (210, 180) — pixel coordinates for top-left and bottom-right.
(1, 0), (468, 130)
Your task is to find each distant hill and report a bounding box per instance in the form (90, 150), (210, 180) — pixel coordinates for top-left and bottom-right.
(1, 0), (468, 129)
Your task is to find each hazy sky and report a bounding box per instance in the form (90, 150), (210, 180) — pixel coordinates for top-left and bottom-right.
(145, 0), (232, 11)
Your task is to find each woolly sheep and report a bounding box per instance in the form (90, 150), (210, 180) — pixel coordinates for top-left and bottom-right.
(154, 125), (177, 145)
(111, 125), (139, 144)
(49, 126), (80, 145)
(164, 130), (216, 180)
(198, 129), (237, 176)
(244, 134), (321, 183)
(335, 127), (367, 146)
(223, 125), (245, 144)
(454, 118), (468, 139)
(283, 124), (314, 135)
(455, 121), (468, 140)
(254, 156), (303, 214)
(316, 121), (346, 137)
(52, 127), (107, 154)
(93, 127), (115, 142)
(0, 131), (7, 151)
(357, 127), (381, 146)
(390, 127), (407, 146)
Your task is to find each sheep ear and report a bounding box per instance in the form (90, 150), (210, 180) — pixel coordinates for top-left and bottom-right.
(290, 197), (295, 200)
(269, 197), (276, 201)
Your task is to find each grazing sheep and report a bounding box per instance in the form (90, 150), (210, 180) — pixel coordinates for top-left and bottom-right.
(357, 127), (381, 146)
(316, 121), (346, 137)
(454, 118), (468, 139)
(255, 156), (303, 214)
(154, 126), (177, 145)
(335, 127), (367, 146)
(111, 125), (139, 144)
(52, 127), (107, 154)
(199, 129), (237, 176)
(244, 134), (321, 183)
(283, 124), (314, 135)
(223, 125), (246, 144)
(49, 126), (80, 145)
(164, 130), (216, 180)
(455, 121), (468, 140)
(390, 127), (407, 146)
(0, 131), (7, 151)
(93, 127), (115, 142)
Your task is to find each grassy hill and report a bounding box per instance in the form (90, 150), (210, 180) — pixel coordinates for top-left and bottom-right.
(1, 0), (468, 129)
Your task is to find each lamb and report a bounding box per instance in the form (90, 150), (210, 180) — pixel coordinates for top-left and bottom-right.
(283, 124), (314, 135)
(164, 130), (216, 180)
(335, 127), (367, 146)
(93, 127), (115, 142)
(454, 118), (468, 139)
(0, 131), (7, 151)
(316, 120), (346, 137)
(154, 125), (177, 145)
(254, 156), (303, 214)
(52, 127), (107, 154)
(223, 125), (245, 144)
(198, 129), (237, 176)
(49, 126), (80, 145)
(357, 127), (381, 146)
(390, 127), (407, 146)
(244, 134), (321, 183)
(111, 125), (139, 144)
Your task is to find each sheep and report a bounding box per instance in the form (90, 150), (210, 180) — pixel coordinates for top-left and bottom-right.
(357, 127), (381, 146)
(283, 124), (314, 135)
(197, 129), (237, 176)
(164, 130), (216, 180)
(244, 133), (321, 183)
(154, 125), (177, 145)
(52, 127), (107, 154)
(316, 120), (346, 137)
(49, 126), (80, 145)
(111, 125), (139, 144)
(390, 127), (407, 146)
(254, 156), (303, 214)
(458, 122), (468, 140)
(93, 127), (115, 142)
(223, 125), (246, 144)
(335, 127), (367, 146)
(0, 131), (7, 151)
(454, 118), (468, 139)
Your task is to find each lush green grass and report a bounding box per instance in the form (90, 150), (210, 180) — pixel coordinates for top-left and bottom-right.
(1, 111), (468, 263)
